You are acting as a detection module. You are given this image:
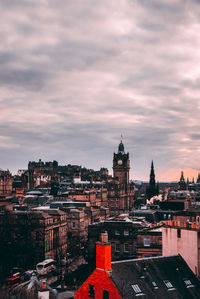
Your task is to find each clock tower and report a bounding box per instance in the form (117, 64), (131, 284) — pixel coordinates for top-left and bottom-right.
(113, 141), (130, 185)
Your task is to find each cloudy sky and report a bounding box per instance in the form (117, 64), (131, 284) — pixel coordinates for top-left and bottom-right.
(1, 0), (200, 181)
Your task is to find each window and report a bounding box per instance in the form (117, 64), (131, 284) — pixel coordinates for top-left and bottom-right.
(72, 222), (76, 229)
(163, 280), (175, 291)
(115, 230), (120, 236)
(115, 243), (120, 252)
(103, 289), (109, 299)
(144, 237), (150, 247)
(131, 284), (144, 296)
(89, 284), (95, 298)
(183, 278), (194, 288)
(124, 243), (129, 252)
(177, 228), (181, 238)
(124, 230), (129, 236)
(36, 232), (40, 241)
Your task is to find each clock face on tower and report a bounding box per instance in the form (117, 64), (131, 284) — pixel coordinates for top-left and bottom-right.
(117, 159), (123, 165)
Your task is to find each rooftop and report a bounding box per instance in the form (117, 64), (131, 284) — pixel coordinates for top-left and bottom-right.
(111, 255), (200, 299)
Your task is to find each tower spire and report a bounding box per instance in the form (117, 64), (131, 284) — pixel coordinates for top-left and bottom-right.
(146, 160), (159, 200)
(118, 140), (125, 154)
(150, 160), (155, 177)
(179, 171), (186, 190)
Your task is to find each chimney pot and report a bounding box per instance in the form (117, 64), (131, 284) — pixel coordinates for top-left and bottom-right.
(100, 231), (108, 243)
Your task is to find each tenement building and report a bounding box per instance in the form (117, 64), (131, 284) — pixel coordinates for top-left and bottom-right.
(0, 210), (67, 277)
(107, 141), (134, 215)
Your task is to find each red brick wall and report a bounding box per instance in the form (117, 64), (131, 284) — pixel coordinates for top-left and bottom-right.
(74, 269), (122, 299)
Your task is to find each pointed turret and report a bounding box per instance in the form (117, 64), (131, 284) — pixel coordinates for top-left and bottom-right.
(118, 140), (125, 154)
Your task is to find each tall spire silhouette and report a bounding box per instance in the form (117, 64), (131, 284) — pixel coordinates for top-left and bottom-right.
(146, 160), (159, 200)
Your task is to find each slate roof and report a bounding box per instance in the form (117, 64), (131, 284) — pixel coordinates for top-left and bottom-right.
(111, 255), (200, 299)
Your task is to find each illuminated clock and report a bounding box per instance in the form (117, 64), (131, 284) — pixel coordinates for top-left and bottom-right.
(118, 159), (123, 165)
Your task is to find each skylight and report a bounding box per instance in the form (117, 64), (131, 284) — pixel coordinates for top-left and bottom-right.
(152, 281), (158, 289)
(183, 279), (194, 288)
(131, 284), (144, 296)
(163, 280), (175, 291)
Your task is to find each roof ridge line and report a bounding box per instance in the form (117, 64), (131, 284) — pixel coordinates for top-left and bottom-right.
(111, 254), (180, 264)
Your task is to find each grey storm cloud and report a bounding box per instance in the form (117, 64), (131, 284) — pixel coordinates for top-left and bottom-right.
(1, 0), (200, 180)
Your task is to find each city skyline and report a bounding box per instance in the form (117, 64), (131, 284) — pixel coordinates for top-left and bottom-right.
(1, 1), (200, 181)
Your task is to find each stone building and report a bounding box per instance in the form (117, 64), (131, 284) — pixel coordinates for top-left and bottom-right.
(88, 215), (148, 265)
(136, 226), (162, 258)
(0, 209), (67, 277)
(27, 159), (108, 189)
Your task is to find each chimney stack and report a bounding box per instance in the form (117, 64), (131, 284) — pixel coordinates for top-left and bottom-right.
(96, 231), (111, 271)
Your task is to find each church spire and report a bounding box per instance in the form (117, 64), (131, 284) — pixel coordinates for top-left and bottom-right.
(146, 160), (159, 200)
(150, 160), (155, 179)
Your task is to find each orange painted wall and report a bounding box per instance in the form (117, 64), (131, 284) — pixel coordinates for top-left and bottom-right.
(74, 269), (122, 299)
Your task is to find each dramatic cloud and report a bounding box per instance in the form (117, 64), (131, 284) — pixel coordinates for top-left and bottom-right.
(1, 0), (200, 180)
